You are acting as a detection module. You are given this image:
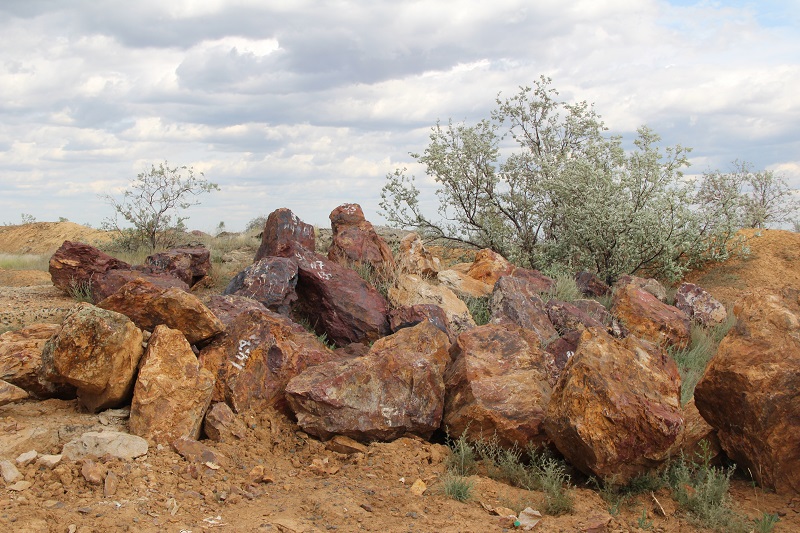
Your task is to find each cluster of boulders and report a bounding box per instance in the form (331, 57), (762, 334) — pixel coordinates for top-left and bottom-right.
(1, 203), (799, 495)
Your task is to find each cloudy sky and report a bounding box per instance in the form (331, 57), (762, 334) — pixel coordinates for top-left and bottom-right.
(1, 0), (798, 232)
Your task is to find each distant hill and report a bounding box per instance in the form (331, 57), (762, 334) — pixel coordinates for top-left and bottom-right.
(0, 222), (111, 255)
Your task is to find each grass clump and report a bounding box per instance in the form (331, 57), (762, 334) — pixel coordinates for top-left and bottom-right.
(461, 295), (490, 325)
(350, 260), (397, 300)
(753, 512), (780, 533)
(66, 278), (94, 303)
(0, 253), (51, 271)
(545, 272), (582, 303)
(445, 430), (477, 477)
(593, 473), (665, 516)
(440, 472), (474, 502)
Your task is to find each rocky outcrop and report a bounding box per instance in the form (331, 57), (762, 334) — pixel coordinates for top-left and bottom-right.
(93, 269), (190, 303)
(545, 328), (684, 484)
(612, 279), (690, 349)
(40, 303), (144, 413)
(443, 323), (557, 449)
(142, 247), (211, 287)
(254, 208), (315, 261)
(326, 203), (395, 271)
(0, 323), (73, 399)
(694, 289), (800, 493)
(397, 233), (440, 277)
(490, 276), (558, 345)
(223, 257), (298, 315)
(129, 325), (216, 445)
(674, 282), (728, 327)
(48, 241), (130, 296)
(286, 321), (451, 441)
(389, 274), (476, 334)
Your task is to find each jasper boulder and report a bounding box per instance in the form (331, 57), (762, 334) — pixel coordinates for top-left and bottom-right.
(444, 323), (558, 449)
(223, 257), (298, 315)
(390, 274), (476, 334)
(397, 232), (440, 277)
(254, 207), (315, 261)
(92, 268), (190, 303)
(694, 289), (800, 493)
(0, 323), (73, 399)
(545, 328), (684, 484)
(204, 294), (269, 327)
(49, 241), (130, 295)
(674, 282), (728, 327)
(388, 304), (455, 344)
(129, 325), (215, 445)
(437, 269), (493, 298)
(612, 279), (690, 349)
(545, 299), (606, 334)
(286, 320), (451, 442)
(142, 247), (211, 287)
(490, 276), (558, 345)
(40, 303), (144, 413)
(465, 249), (514, 286)
(327, 203), (395, 271)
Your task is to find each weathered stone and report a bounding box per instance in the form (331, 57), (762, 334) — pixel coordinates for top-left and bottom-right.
(694, 289), (800, 493)
(203, 402), (247, 442)
(98, 278), (224, 345)
(444, 323), (558, 449)
(575, 271), (610, 297)
(0, 460), (22, 483)
(325, 435), (368, 455)
(545, 328), (684, 484)
(544, 330), (582, 373)
(617, 274), (667, 302)
(674, 282), (728, 327)
(286, 320), (451, 442)
(327, 203), (396, 271)
(142, 247), (211, 287)
(254, 208), (316, 261)
(389, 274), (476, 334)
(572, 299), (613, 327)
(397, 233), (440, 277)
(0, 323), (73, 399)
(36, 454), (62, 469)
(388, 304), (455, 344)
(204, 294), (268, 327)
(172, 437), (226, 468)
(129, 325), (215, 445)
(48, 240), (130, 295)
(92, 268), (190, 303)
(15, 450), (38, 467)
(465, 249), (514, 286)
(104, 470), (119, 497)
(612, 281), (690, 349)
(61, 430), (149, 461)
(545, 300), (606, 334)
(490, 276), (558, 345)
(81, 459), (106, 485)
(223, 257), (298, 315)
(510, 268), (555, 294)
(198, 308), (344, 413)
(437, 269), (493, 298)
(0, 379), (28, 406)
(40, 303), (144, 413)
(668, 399), (720, 463)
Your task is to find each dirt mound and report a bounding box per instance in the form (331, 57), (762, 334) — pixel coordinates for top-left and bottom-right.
(0, 222), (111, 255)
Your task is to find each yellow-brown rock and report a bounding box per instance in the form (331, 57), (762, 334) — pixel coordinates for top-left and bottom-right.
(397, 233), (440, 277)
(327, 203), (395, 271)
(0, 323), (72, 399)
(437, 269), (493, 298)
(612, 281), (690, 349)
(465, 249), (514, 286)
(389, 274), (476, 334)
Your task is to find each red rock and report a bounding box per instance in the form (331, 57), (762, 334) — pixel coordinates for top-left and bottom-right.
(466, 249), (514, 286)
(223, 257), (298, 315)
(510, 268), (555, 294)
(612, 281), (690, 349)
(444, 323), (558, 449)
(390, 274), (476, 334)
(545, 328), (684, 484)
(617, 275), (667, 302)
(129, 325), (216, 445)
(203, 402), (247, 442)
(674, 282), (728, 327)
(572, 299), (613, 327)
(397, 233), (440, 277)
(48, 241), (130, 296)
(0, 323), (74, 399)
(204, 294), (268, 327)
(545, 330), (582, 373)
(327, 203), (395, 271)
(254, 208), (315, 261)
(285, 320), (451, 441)
(575, 271), (610, 297)
(388, 304), (455, 344)
(490, 276), (558, 345)
(546, 299), (606, 334)
(694, 289), (800, 493)
(93, 268), (189, 302)
(142, 247), (211, 287)
(437, 269), (493, 298)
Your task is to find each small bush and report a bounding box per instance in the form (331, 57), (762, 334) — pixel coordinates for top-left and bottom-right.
(753, 512), (780, 533)
(440, 472), (473, 502)
(67, 278), (94, 303)
(461, 295), (491, 325)
(445, 430), (477, 477)
(545, 272), (582, 303)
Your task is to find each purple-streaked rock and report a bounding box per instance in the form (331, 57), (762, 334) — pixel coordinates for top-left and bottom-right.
(611, 281), (690, 349)
(572, 299), (613, 327)
(142, 247), (211, 287)
(674, 282), (728, 327)
(203, 402), (247, 442)
(204, 294), (268, 327)
(327, 203), (396, 271)
(129, 325), (215, 445)
(545, 299), (606, 334)
(444, 323), (558, 449)
(285, 320), (451, 442)
(389, 304), (455, 344)
(98, 278), (223, 345)
(617, 274), (667, 303)
(223, 257), (298, 315)
(510, 268), (555, 294)
(254, 208), (316, 261)
(0, 323), (74, 399)
(92, 268), (190, 303)
(575, 271), (610, 297)
(694, 289), (800, 493)
(389, 274), (476, 335)
(490, 276), (558, 345)
(39, 303), (144, 413)
(397, 232), (441, 277)
(544, 330), (581, 373)
(544, 328), (684, 484)
(48, 241), (130, 296)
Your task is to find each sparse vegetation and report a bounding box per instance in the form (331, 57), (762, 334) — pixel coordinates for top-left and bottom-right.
(66, 278), (94, 303)
(461, 294), (490, 325)
(445, 429), (477, 477)
(544, 272), (582, 303)
(350, 260), (397, 300)
(753, 512), (780, 533)
(440, 472), (474, 502)
(0, 253), (50, 271)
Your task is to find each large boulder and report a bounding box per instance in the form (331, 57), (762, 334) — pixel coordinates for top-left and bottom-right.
(198, 308), (344, 413)
(545, 299), (606, 334)
(544, 328), (684, 484)
(98, 278), (224, 345)
(48, 241), (130, 295)
(437, 269), (493, 298)
(694, 289), (800, 493)
(575, 271), (610, 297)
(612, 278), (690, 349)
(204, 294), (269, 327)
(285, 320), (451, 442)
(674, 282), (728, 327)
(92, 269), (190, 303)
(129, 325), (216, 445)
(490, 276), (558, 345)
(326, 203), (395, 271)
(396, 233), (440, 277)
(388, 304), (455, 344)
(142, 247), (211, 287)
(254, 208), (315, 261)
(223, 257), (298, 315)
(389, 274), (476, 334)
(39, 303), (144, 413)
(443, 323), (558, 449)
(465, 249), (515, 287)
(0, 323), (73, 399)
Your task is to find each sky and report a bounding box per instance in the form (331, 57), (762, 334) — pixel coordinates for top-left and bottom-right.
(1, 0), (799, 232)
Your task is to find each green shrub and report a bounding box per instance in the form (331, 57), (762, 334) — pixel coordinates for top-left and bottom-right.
(445, 430), (477, 477)
(461, 295), (490, 326)
(753, 512), (780, 533)
(66, 278), (94, 303)
(545, 272), (582, 303)
(440, 472), (473, 502)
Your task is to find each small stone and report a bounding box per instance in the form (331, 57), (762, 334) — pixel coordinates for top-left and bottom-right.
(15, 450), (38, 467)
(81, 460), (106, 485)
(61, 430), (148, 461)
(325, 435), (368, 455)
(36, 454), (62, 469)
(409, 479), (426, 496)
(247, 464), (275, 484)
(104, 471), (119, 497)
(7, 480), (32, 491)
(360, 503), (373, 512)
(0, 460), (22, 483)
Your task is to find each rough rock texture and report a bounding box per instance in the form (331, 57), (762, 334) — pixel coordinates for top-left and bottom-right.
(326, 203), (395, 270)
(490, 276), (558, 345)
(612, 281), (690, 349)
(254, 208), (315, 261)
(129, 325), (216, 445)
(98, 278), (224, 345)
(285, 244), (390, 346)
(286, 321), (451, 442)
(198, 308), (344, 414)
(388, 304), (455, 344)
(443, 323), (557, 449)
(545, 300), (606, 334)
(572, 299), (613, 327)
(223, 257), (298, 315)
(575, 271), (610, 297)
(142, 247), (211, 287)
(668, 399), (721, 463)
(397, 233), (440, 277)
(61, 430), (149, 461)
(93, 269), (190, 303)
(0, 379), (28, 406)
(203, 402), (247, 442)
(0, 323), (73, 399)
(674, 282), (728, 327)
(48, 241), (130, 294)
(40, 303), (144, 413)
(389, 274), (476, 334)
(510, 268), (555, 294)
(617, 275), (667, 303)
(694, 289), (800, 493)
(437, 269), (493, 298)
(544, 330), (581, 373)
(545, 328), (684, 484)
(465, 249), (515, 287)
(204, 294), (268, 327)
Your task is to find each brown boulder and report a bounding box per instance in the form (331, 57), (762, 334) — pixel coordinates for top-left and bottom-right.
(389, 274), (476, 334)
(285, 320), (451, 442)
(674, 282), (728, 327)
(490, 276), (558, 345)
(48, 241), (130, 295)
(0, 323), (74, 399)
(443, 323), (557, 449)
(204, 294), (268, 327)
(466, 249), (514, 286)
(254, 208), (316, 261)
(437, 269), (493, 298)
(572, 299), (613, 327)
(510, 268), (555, 294)
(40, 303), (144, 413)
(694, 289), (800, 493)
(93, 268), (190, 302)
(0, 379), (28, 406)
(129, 325), (215, 445)
(327, 203), (395, 271)
(575, 271), (610, 297)
(544, 330), (582, 373)
(388, 304), (455, 344)
(544, 328), (684, 484)
(142, 247), (211, 287)
(612, 281), (690, 349)
(397, 233), (440, 277)
(223, 257), (298, 315)
(545, 299), (606, 334)
(98, 278), (224, 345)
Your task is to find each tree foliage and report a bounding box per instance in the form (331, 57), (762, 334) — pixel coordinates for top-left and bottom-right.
(101, 161), (219, 251)
(381, 77), (742, 282)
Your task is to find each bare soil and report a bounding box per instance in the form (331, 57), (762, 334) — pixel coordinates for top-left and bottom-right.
(1, 223), (799, 532)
